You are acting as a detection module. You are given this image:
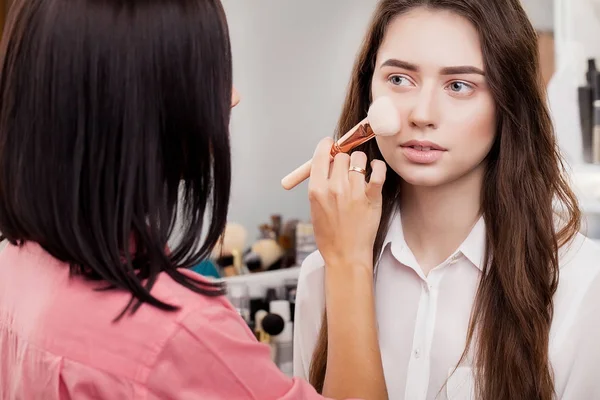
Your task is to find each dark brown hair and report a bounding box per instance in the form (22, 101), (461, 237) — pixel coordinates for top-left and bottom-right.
(309, 1), (580, 399)
(0, 0), (232, 316)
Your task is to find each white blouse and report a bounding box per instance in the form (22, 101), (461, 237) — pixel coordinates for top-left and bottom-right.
(293, 213), (600, 399)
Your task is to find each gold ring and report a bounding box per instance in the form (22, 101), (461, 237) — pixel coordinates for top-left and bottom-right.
(348, 166), (367, 175)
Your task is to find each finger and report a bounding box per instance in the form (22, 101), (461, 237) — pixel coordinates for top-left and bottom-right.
(349, 151), (368, 194)
(331, 152), (351, 185)
(309, 137), (334, 188)
(366, 160), (387, 204)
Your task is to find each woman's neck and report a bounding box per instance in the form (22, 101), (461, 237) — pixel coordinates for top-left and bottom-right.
(400, 166), (485, 275)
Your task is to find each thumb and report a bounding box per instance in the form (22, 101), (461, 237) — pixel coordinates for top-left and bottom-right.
(366, 160), (387, 205)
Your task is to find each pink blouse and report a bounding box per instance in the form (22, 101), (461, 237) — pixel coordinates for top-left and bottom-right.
(0, 242), (346, 399)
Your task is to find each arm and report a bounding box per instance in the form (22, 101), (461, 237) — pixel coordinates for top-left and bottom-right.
(292, 252), (386, 400)
(323, 265), (386, 400)
(307, 138), (389, 400)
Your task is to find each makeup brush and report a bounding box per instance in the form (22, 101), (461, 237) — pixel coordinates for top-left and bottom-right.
(211, 223), (247, 257)
(211, 223), (248, 276)
(261, 313), (285, 337)
(281, 96), (401, 190)
(243, 239), (285, 272)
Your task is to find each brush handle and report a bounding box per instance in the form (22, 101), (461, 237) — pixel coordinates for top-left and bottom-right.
(281, 159), (312, 190)
(281, 147), (343, 190)
(281, 151), (338, 190)
(281, 118), (372, 191)
(280, 139), (370, 190)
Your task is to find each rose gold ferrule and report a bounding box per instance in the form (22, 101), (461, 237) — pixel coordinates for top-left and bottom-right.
(330, 123), (375, 157)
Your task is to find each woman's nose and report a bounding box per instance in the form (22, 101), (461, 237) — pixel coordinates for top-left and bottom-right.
(407, 87), (438, 130)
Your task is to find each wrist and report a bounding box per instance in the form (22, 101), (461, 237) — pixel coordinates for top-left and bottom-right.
(325, 262), (376, 313)
(325, 253), (373, 271)
(325, 258), (374, 281)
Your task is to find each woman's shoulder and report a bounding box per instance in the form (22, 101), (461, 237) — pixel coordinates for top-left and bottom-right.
(296, 250), (326, 316)
(551, 233), (600, 383)
(298, 250), (325, 282)
(0, 242), (241, 385)
(295, 249), (328, 323)
(553, 232), (600, 337)
(296, 250), (327, 310)
(153, 267), (228, 308)
(555, 232), (600, 308)
(293, 250), (326, 380)
(558, 231), (600, 273)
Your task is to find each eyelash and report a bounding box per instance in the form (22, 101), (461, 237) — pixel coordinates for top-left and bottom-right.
(446, 81), (474, 95)
(387, 74), (475, 96)
(388, 75), (413, 87)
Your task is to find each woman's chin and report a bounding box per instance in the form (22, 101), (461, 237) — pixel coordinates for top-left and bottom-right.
(402, 176), (445, 187)
(393, 165), (450, 188)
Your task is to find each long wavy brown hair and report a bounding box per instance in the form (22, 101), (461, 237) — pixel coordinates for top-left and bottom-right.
(308, 1), (581, 399)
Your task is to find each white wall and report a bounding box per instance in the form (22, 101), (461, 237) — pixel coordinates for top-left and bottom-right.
(522, 0), (554, 32)
(222, 0), (379, 236)
(554, 0), (600, 67)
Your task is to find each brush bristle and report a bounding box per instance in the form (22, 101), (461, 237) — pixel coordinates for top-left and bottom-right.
(367, 96), (401, 136)
(211, 223), (248, 257)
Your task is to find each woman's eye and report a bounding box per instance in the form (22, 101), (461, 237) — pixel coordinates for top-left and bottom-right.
(388, 75), (413, 86)
(447, 81), (474, 95)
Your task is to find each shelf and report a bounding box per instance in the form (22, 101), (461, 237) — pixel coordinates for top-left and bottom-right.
(220, 266), (301, 298)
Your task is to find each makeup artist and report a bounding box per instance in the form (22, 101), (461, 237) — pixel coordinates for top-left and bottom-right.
(0, 0), (387, 399)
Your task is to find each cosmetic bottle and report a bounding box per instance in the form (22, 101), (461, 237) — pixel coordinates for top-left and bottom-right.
(269, 300), (293, 376)
(580, 59), (597, 162)
(593, 99), (600, 164)
(592, 61), (600, 163)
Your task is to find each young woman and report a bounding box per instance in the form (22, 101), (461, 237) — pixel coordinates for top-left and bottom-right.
(294, 1), (600, 399)
(0, 0), (386, 398)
